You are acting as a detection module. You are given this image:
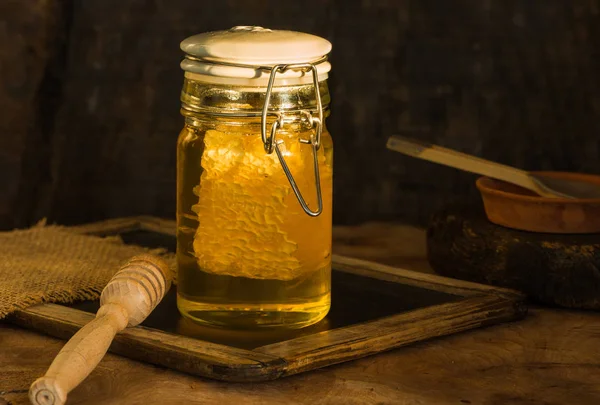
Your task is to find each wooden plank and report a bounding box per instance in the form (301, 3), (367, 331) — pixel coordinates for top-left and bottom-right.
(0, 0), (66, 229)
(332, 221), (433, 273)
(11, 304), (287, 382)
(332, 254), (526, 299)
(7, 1), (597, 229)
(255, 294), (525, 376)
(68, 216), (177, 237)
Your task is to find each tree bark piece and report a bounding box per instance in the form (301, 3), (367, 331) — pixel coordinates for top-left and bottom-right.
(427, 203), (600, 309)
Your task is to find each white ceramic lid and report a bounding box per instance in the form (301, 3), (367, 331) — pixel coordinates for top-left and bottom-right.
(180, 26), (332, 85)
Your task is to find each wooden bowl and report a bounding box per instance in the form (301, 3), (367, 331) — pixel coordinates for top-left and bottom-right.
(476, 171), (600, 233)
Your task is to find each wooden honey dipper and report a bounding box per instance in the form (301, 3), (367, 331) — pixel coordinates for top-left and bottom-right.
(29, 254), (172, 405)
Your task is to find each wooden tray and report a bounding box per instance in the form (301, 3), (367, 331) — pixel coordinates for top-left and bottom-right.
(9, 217), (527, 382)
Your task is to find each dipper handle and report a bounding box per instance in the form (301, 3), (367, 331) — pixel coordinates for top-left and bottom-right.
(29, 254), (171, 405)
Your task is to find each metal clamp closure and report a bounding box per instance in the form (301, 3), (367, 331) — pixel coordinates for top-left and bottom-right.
(182, 54), (327, 217)
(261, 63), (324, 217)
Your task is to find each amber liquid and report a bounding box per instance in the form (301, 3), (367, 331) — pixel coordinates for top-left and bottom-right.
(176, 121), (333, 329)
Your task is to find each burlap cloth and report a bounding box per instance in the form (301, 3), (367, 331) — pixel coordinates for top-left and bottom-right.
(0, 221), (176, 320)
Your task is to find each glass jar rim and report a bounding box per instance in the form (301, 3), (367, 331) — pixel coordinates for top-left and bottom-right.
(180, 75), (331, 114)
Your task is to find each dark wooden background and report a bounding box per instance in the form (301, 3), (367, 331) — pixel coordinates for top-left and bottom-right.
(2, 0), (599, 229)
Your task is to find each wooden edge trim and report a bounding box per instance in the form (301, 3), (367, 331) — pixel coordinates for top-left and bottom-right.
(10, 304), (287, 382)
(255, 294), (527, 376)
(331, 254), (526, 299)
(68, 216), (176, 237)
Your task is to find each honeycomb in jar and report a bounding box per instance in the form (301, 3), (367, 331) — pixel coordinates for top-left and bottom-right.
(192, 128), (314, 280)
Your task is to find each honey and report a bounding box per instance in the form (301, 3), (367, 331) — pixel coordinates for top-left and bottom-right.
(176, 26), (334, 329)
(177, 118), (333, 328)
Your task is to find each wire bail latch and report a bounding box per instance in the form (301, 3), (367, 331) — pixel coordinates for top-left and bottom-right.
(260, 63), (324, 217)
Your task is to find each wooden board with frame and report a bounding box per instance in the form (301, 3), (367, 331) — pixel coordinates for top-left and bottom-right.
(8, 216), (528, 382)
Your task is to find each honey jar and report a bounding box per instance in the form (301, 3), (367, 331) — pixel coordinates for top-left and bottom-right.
(176, 26), (333, 329)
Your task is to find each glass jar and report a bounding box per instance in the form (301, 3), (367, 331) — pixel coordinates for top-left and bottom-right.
(176, 27), (334, 329)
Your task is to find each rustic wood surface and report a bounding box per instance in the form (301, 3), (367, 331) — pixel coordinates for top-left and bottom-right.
(427, 204), (600, 309)
(2, 223), (600, 404)
(0, 0), (66, 229)
(11, 217), (526, 383)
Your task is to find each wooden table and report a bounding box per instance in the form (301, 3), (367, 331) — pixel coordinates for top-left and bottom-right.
(2, 224), (600, 405)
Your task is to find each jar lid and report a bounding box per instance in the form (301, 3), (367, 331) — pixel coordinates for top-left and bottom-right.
(180, 26), (332, 85)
